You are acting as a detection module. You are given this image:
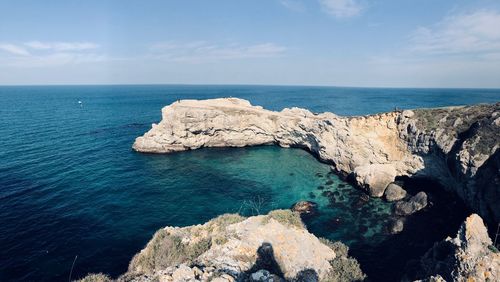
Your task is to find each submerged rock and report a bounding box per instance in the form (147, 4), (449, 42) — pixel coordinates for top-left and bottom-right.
(407, 214), (500, 282)
(384, 183), (407, 202)
(327, 217), (342, 231)
(291, 201), (318, 216)
(78, 211), (366, 282)
(321, 191), (333, 197)
(395, 192), (428, 216)
(359, 194), (370, 202)
(387, 218), (405, 234)
(352, 194), (369, 209)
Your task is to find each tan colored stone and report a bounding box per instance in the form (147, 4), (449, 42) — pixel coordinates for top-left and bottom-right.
(133, 99), (500, 223)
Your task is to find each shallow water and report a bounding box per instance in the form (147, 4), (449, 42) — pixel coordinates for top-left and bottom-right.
(0, 85), (499, 281)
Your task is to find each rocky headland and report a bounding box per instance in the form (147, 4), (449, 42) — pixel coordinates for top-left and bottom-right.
(133, 98), (500, 224)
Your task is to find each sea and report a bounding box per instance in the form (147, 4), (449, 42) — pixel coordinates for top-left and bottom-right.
(1, 85), (499, 281)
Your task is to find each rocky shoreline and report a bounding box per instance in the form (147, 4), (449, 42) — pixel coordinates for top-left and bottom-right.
(78, 210), (365, 282)
(96, 98), (500, 281)
(132, 98), (499, 225)
(78, 212), (498, 282)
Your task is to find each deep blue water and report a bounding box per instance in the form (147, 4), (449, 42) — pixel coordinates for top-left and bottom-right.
(0, 85), (499, 282)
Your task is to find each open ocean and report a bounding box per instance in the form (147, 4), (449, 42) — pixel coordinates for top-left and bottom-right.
(1, 85), (499, 281)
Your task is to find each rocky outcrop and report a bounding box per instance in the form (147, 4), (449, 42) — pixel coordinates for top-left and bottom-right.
(79, 211), (365, 282)
(291, 201), (318, 216)
(387, 218), (405, 234)
(133, 98), (500, 222)
(384, 183), (407, 202)
(394, 192), (428, 216)
(407, 214), (500, 282)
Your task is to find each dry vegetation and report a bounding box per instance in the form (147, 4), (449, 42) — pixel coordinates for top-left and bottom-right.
(320, 237), (366, 282)
(263, 209), (305, 229)
(413, 103), (500, 155)
(129, 230), (211, 273)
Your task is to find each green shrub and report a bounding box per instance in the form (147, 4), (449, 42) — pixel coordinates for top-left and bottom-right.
(325, 256), (366, 282)
(264, 209), (304, 229)
(319, 238), (349, 258)
(207, 214), (246, 232)
(488, 245), (499, 253)
(129, 230), (212, 274)
(189, 237), (212, 259)
(320, 238), (366, 281)
(213, 236), (228, 245)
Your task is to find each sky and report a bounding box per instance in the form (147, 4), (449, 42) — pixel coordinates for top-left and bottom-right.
(1, 0), (500, 88)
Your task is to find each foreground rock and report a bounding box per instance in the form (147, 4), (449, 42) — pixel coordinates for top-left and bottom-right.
(394, 192), (428, 216)
(133, 98), (500, 223)
(407, 214), (500, 282)
(78, 210), (365, 282)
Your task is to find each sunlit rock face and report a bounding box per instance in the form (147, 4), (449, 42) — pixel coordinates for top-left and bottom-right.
(408, 214), (500, 282)
(79, 211), (365, 282)
(133, 98), (500, 222)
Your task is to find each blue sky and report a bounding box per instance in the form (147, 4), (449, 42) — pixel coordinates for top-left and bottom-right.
(1, 0), (500, 87)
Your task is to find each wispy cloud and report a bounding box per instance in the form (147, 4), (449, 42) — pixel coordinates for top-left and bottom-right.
(319, 0), (363, 18)
(409, 10), (500, 55)
(24, 41), (99, 51)
(0, 41), (104, 67)
(0, 43), (30, 56)
(278, 0), (306, 12)
(150, 41), (287, 63)
(3, 53), (108, 68)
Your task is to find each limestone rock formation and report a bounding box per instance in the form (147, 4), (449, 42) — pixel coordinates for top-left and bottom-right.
(394, 192), (428, 216)
(132, 98), (419, 199)
(384, 183), (407, 202)
(407, 214), (500, 282)
(79, 211), (365, 282)
(133, 98), (500, 223)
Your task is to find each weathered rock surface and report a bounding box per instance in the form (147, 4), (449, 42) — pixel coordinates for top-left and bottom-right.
(387, 217), (405, 234)
(407, 214), (500, 282)
(291, 201), (318, 216)
(132, 98), (418, 199)
(79, 210), (365, 282)
(133, 99), (500, 223)
(395, 192), (428, 216)
(384, 183), (407, 202)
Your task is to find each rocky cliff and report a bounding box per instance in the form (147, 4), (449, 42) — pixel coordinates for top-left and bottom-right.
(133, 98), (500, 223)
(78, 210), (365, 282)
(408, 214), (500, 282)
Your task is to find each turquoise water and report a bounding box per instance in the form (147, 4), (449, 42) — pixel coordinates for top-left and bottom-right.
(1, 85), (499, 281)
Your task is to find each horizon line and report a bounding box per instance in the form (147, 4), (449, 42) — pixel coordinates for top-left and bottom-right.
(1, 82), (500, 90)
